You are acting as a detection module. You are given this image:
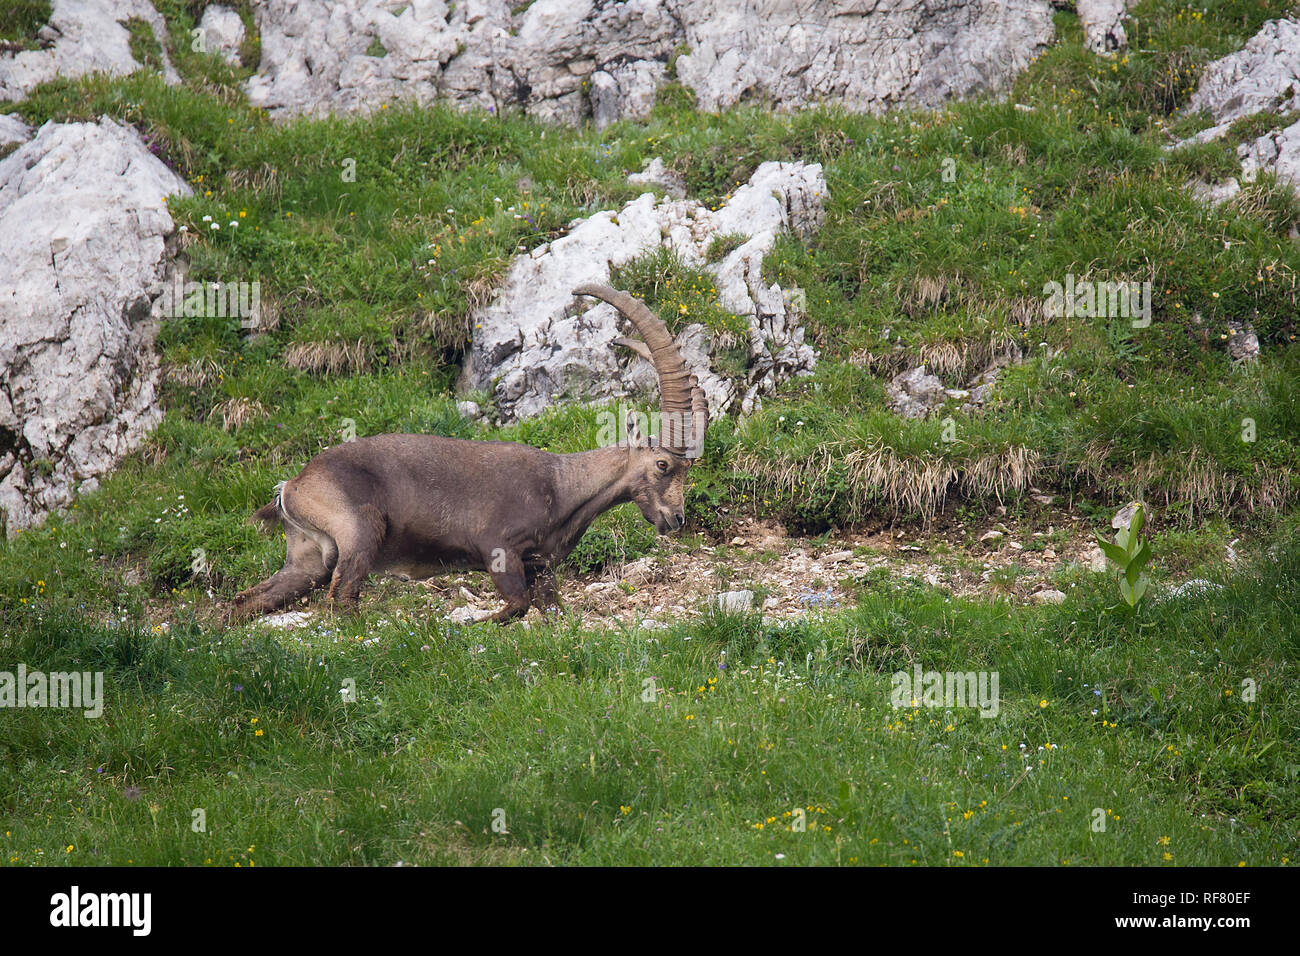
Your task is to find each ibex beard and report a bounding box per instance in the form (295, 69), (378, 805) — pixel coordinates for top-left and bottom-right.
(228, 284), (708, 624)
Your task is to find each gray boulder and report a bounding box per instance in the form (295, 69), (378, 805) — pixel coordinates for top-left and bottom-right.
(0, 114), (32, 148)
(1185, 19), (1300, 132)
(1176, 18), (1300, 194)
(244, 0), (1056, 124)
(0, 116), (191, 533)
(198, 5), (247, 64)
(0, 0), (181, 102)
(464, 160), (823, 424)
(886, 365), (947, 419)
(1076, 0), (1131, 54)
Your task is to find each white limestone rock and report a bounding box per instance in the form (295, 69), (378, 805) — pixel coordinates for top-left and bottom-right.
(0, 114), (32, 147)
(886, 365), (946, 419)
(0, 0), (181, 102)
(244, 0), (1056, 124)
(1076, 0), (1131, 54)
(1185, 19), (1300, 130)
(1176, 19), (1300, 194)
(464, 160), (824, 424)
(198, 4), (247, 64)
(1239, 117), (1300, 191)
(0, 116), (191, 533)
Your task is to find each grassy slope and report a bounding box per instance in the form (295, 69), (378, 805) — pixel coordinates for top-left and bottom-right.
(0, 0), (1297, 865)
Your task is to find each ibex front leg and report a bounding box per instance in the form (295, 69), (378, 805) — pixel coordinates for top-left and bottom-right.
(528, 565), (562, 614)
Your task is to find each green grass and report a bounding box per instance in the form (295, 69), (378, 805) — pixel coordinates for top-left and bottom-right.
(0, 0), (51, 48)
(1, 0), (1299, 865)
(3, 528), (1296, 865)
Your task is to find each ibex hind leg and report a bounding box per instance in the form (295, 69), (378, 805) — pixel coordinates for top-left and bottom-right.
(231, 527), (332, 618)
(488, 551), (532, 622)
(324, 504), (386, 611)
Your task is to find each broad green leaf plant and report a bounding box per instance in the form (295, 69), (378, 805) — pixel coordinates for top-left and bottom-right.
(1096, 504), (1152, 609)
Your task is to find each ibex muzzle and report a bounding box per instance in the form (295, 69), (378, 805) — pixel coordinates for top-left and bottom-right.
(229, 284), (708, 624)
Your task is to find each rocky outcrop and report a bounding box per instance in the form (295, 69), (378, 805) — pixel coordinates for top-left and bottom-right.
(1239, 119), (1300, 190)
(886, 366), (947, 419)
(674, 0), (1055, 115)
(1076, 0), (1130, 54)
(1177, 19), (1300, 198)
(245, 0), (1056, 124)
(627, 157), (686, 199)
(886, 344), (1022, 419)
(0, 0), (181, 103)
(0, 114), (31, 147)
(197, 4), (247, 64)
(0, 116), (190, 533)
(464, 160), (823, 424)
(1185, 19), (1300, 133)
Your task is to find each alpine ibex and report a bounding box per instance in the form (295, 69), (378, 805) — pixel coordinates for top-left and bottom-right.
(229, 284), (708, 623)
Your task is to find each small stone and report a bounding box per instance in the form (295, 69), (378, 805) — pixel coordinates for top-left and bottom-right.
(621, 557), (658, 586)
(710, 590), (754, 613)
(1031, 589), (1066, 605)
(1226, 322), (1259, 363)
(1165, 579), (1222, 599)
(979, 530), (1005, 545)
(199, 5), (247, 64)
(1111, 501), (1145, 530)
(264, 610), (313, 629)
(449, 606), (494, 624)
(1083, 545), (1108, 573)
(887, 365), (947, 419)
(456, 400), (481, 419)
(627, 157), (687, 199)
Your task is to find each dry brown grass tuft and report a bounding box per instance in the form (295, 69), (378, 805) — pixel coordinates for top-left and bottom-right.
(165, 357), (225, 389)
(1006, 295), (1043, 328)
(734, 438), (1041, 523)
(224, 162), (281, 200)
(913, 275), (949, 311)
(283, 339), (374, 376)
(465, 272), (502, 316)
(1001, 142), (1028, 166)
(209, 396), (268, 432)
(846, 348), (911, 376)
(415, 309), (474, 347)
(1065, 446), (1294, 523)
(852, 337), (1022, 383)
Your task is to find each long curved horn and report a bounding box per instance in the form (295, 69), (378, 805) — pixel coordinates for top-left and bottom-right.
(574, 283), (707, 456)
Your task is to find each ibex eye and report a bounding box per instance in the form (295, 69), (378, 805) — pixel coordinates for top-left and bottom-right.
(656, 460), (669, 472)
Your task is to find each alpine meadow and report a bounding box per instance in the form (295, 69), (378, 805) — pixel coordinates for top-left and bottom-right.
(0, 0), (1297, 872)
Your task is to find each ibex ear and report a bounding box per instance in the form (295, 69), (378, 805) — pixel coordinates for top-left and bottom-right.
(624, 409), (650, 448)
(612, 336), (653, 363)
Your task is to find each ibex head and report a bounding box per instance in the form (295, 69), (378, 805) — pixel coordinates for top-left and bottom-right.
(573, 282), (710, 535)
